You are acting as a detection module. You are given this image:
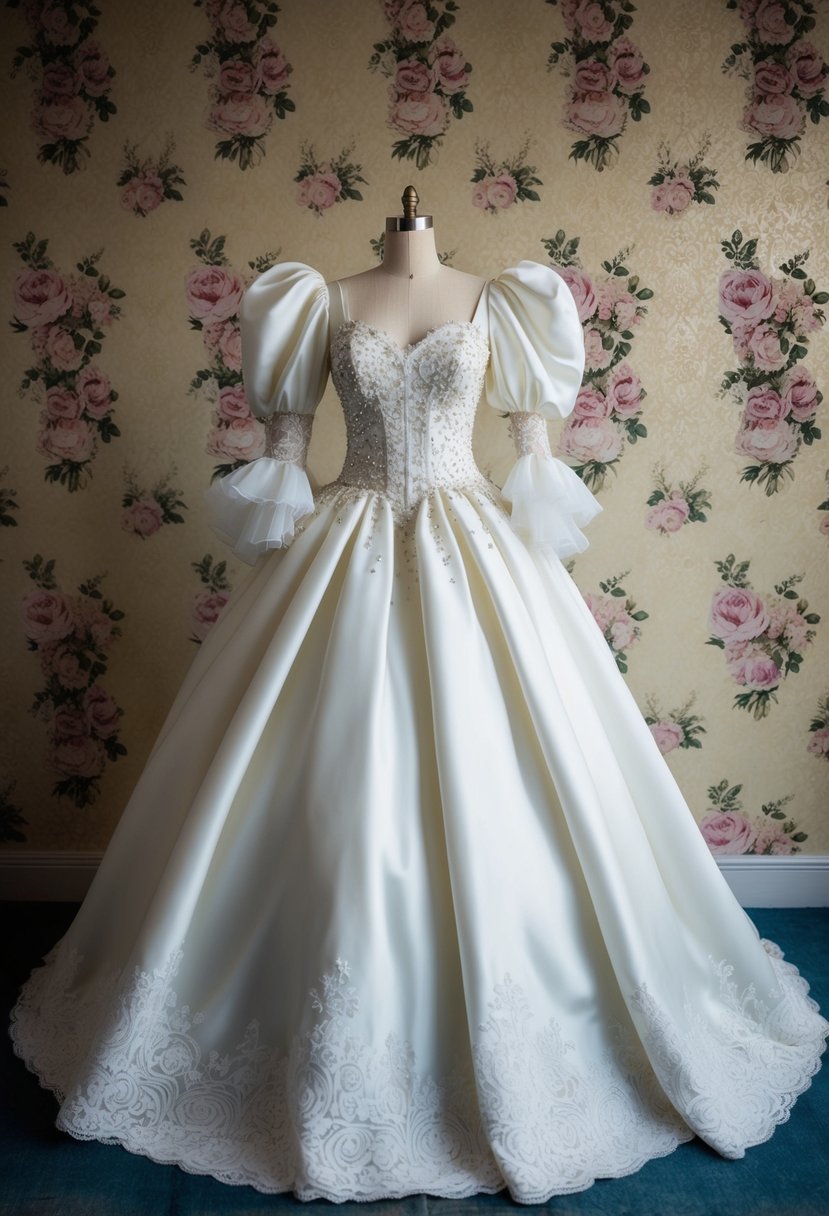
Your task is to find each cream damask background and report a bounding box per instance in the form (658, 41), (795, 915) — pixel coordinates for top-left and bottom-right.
(0, 0), (827, 857)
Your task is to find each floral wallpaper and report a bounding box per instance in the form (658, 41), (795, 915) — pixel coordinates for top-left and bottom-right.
(0, 0), (827, 860)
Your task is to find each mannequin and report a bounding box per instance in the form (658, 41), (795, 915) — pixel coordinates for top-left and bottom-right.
(329, 185), (486, 349)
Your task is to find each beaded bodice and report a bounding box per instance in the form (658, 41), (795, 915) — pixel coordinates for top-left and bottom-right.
(325, 319), (497, 524)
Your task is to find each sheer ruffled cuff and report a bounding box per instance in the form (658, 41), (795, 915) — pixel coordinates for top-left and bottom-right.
(500, 452), (603, 559)
(203, 457), (315, 566)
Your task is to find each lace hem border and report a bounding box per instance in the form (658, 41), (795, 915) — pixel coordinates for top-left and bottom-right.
(7, 936), (828, 1206)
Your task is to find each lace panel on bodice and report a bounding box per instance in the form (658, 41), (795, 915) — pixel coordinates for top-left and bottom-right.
(327, 320), (497, 525)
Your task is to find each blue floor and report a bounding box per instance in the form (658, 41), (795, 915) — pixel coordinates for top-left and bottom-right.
(2, 903), (828, 1216)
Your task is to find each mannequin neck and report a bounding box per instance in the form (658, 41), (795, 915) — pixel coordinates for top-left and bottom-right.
(382, 226), (441, 278)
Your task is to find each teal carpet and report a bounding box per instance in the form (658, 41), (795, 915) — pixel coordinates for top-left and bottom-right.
(2, 903), (827, 1216)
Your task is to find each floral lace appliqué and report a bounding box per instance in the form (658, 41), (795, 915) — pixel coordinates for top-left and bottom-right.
(9, 933), (828, 1204)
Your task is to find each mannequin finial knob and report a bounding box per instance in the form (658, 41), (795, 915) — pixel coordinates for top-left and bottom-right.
(402, 185), (419, 221)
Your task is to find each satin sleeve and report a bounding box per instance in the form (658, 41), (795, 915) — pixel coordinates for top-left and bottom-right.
(482, 260), (602, 559)
(203, 262), (330, 565)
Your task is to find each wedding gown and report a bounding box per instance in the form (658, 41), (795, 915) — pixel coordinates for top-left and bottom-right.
(9, 260), (828, 1205)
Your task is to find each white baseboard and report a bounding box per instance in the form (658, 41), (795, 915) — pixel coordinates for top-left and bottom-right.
(0, 851), (827, 907)
(0, 851), (103, 902)
(715, 854), (829, 908)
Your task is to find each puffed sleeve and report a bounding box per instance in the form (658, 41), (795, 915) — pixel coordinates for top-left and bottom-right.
(483, 260), (602, 559)
(203, 262), (330, 565)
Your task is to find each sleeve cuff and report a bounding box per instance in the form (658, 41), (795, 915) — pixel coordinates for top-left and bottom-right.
(500, 452), (602, 559)
(203, 456), (315, 565)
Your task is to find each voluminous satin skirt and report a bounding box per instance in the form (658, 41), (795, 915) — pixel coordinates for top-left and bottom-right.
(10, 485), (829, 1204)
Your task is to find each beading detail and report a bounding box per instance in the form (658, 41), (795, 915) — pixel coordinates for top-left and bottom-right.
(264, 412), (313, 468)
(508, 411), (552, 458)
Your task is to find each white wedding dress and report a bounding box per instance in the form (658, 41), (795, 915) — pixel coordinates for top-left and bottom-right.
(9, 260), (828, 1205)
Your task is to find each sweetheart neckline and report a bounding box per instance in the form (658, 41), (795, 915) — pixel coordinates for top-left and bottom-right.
(332, 317), (490, 357)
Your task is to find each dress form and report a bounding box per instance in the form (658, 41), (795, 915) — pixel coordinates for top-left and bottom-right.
(330, 187), (486, 349)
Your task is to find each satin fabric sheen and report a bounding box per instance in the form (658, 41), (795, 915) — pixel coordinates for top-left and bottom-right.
(9, 262), (828, 1205)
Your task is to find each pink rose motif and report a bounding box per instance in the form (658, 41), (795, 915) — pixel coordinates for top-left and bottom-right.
(44, 325), (85, 372)
(583, 592), (615, 631)
(192, 589), (231, 642)
(566, 90), (626, 138)
(121, 499), (164, 538)
(219, 58), (257, 95)
(791, 298), (820, 335)
(217, 384), (252, 421)
(87, 289), (115, 328)
(33, 96), (92, 143)
(486, 174), (518, 210)
(753, 58), (794, 93)
(735, 419), (799, 464)
(40, 2), (81, 45)
(41, 62), (79, 99)
(46, 387), (82, 420)
(574, 1), (613, 41)
(394, 57), (435, 94)
(807, 727), (829, 756)
(754, 0), (796, 45)
(53, 705), (88, 739)
(819, 514), (829, 540)
(718, 269), (775, 326)
(128, 172), (165, 215)
(558, 0), (581, 29)
(699, 811), (758, 855)
(208, 93), (272, 138)
(14, 268), (71, 328)
(304, 171), (342, 213)
(76, 366), (113, 419)
(36, 418), (95, 464)
(72, 39), (112, 97)
(727, 647), (781, 690)
(120, 179), (140, 212)
(49, 642), (92, 690)
(652, 177), (694, 216)
(709, 586), (770, 643)
(607, 362), (643, 417)
(84, 683), (121, 738)
(583, 326), (613, 370)
(752, 823), (794, 855)
(429, 38), (469, 94)
(396, 1), (435, 42)
(771, 276), (800, 321)
(254, 40), (291, 94)
(650, 184), (668, 213)
(75, 598), (114, 649)
(744, 384), (787, 422)
(645, 497), (690, 534)
(50, 735), (105, 779)
(609, 613), (637, 651)
(211, 0), (258, 43)
(217, 322), (242, 370)
(650, 720), (685, 754)
(185, 266), (245, 325)
(742, 93), (805, 140)
(781, 366), (818, 421)
(573, 59), (612, 93)
(609, 37), (647, 94)
(558, 417), (623, 464)
(471, 182), (489, 209)
(574, 387), (611, 419)
(785, 40), (828, 97)
(20, 589), (75, 644)
(558, 268), (596, 322)
(389, 90), (448, 137)
(612, 291), (639, 330)
(206, 418), (266, 462)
